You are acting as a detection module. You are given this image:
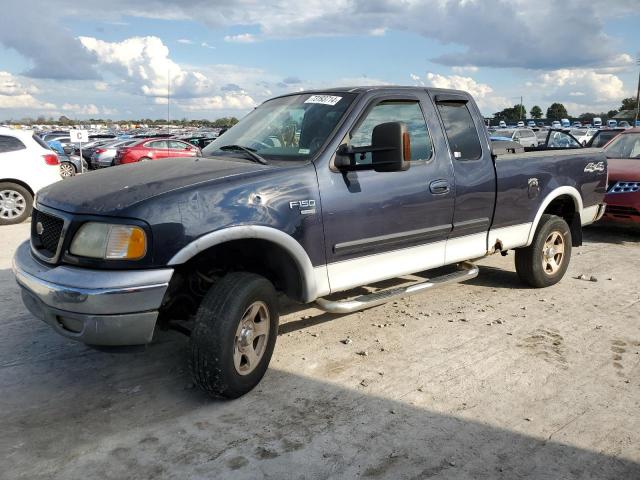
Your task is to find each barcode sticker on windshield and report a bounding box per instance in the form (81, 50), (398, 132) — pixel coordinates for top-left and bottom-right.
(304, 95), (342, 106)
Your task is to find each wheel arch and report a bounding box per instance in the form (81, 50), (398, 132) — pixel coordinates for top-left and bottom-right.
(527, 186), (583, 247)
(168, 226), (322, 303)
(0, 178), (35, 197)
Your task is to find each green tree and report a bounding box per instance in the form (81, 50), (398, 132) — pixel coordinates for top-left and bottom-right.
(607, 110), (618, 119)
(530, 106), (543, 119)
(546, 103), (568, 120)
(493, 104), (527, 123)
(620, 97), (636, 111)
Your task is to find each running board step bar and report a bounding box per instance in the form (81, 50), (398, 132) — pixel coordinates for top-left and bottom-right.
(315, 262), (479, 314)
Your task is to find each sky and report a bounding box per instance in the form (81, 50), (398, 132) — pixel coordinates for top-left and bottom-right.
(0, 0), (638, 121)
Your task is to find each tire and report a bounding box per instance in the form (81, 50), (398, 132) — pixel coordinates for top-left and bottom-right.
(0, 182), (33, 225)
(515, 214), (572, 288)
(60, 162), (76, 178)
(139, 157), (151, 162)
(189, 272), (279, 398)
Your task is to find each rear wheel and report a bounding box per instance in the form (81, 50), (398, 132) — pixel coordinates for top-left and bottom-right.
(139, 157), (151, 162)
(0, 182), (33, 225)
(189, 272), (279, 398)
(515, 214), (572, 288)
(59, 162), (76, 178)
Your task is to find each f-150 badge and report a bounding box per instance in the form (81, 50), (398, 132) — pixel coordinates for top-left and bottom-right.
(584, 162), (605, 173)
(289, 199), (316, 214)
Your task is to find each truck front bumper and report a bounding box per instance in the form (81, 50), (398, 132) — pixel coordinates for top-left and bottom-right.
(12, 241), (173, 346)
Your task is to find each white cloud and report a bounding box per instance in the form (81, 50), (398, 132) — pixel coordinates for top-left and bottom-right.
(177, 38), (193, 44)
(179, 92), (256, 111)
(62, 103), (100, 115)
(0, 72), (54, 109)
(201, 42), (215, 49)
(418, 72), (509, 112)
(79, 36), (213, 99)
(537, 69), (628, 103)
(94, 81), (108, 91)
(224, 33), (257, 43)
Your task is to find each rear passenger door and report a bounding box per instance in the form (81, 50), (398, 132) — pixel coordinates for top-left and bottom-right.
(433, 94), (496, 262)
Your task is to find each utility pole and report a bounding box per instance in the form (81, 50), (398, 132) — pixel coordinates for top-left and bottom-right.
(635, 56), (640, 127)
(167, 66), (171, 126)
(520, 96), (523, 120)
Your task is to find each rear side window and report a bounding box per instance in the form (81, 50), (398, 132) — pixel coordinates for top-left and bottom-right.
(0, 135), (27, 153)
(32, 135), (51, 150)
(437, 102), (483, 160)
(145, 140), (168, 149)
(169, 140), (188, 149)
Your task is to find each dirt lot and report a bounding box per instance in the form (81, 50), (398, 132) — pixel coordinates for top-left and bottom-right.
(1, 221), (639, 480)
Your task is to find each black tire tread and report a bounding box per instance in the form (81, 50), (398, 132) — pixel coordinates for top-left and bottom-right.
(515, 214), (572, 288)
(189, 272), (278, 398)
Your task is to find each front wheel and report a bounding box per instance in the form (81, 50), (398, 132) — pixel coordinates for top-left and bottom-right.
(189, 272), (279, 398)
(515, 214), (572, 288)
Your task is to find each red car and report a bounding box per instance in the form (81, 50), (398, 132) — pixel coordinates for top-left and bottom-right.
(114, 138), (201, 165)
(602, 128), (640, 224)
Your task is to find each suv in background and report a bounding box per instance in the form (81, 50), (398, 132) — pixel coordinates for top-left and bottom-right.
(0, 128), (61, 225)
(114, 138), (201, 165)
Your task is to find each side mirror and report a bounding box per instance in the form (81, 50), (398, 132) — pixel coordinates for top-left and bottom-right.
(371, 122), (411, 172)
(334, 121), (411, 172)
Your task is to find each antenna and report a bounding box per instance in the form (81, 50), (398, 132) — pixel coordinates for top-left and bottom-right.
(634, 55), (640, 126)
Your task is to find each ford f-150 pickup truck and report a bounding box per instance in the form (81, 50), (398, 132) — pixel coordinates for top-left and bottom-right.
(13, 86), (607, 398)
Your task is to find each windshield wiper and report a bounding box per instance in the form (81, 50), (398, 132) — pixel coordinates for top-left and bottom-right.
(218, 144), (269, 165)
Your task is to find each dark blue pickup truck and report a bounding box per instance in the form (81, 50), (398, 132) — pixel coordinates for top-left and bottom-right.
(13, 86), (607, 398)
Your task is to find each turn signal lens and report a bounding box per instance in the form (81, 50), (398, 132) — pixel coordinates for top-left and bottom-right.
(105, 225), (147, 259)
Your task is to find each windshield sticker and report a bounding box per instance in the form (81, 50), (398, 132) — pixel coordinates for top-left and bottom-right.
(304, 95), (342, 106)
(298, 148), (310, 154)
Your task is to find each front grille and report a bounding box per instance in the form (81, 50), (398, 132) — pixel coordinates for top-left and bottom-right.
(31, 209), (64, 258)
(608, 181), (640, 194)
(605, 205), (640, 217)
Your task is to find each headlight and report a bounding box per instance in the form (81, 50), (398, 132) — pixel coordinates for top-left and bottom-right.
(70, 223), (147, 260)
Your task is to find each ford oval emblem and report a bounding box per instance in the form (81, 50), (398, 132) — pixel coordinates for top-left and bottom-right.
(36, 222), (44, 235)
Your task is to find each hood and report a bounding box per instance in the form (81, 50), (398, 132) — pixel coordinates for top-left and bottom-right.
(38, 156), (269, 215)
(607, 158), (640, 182)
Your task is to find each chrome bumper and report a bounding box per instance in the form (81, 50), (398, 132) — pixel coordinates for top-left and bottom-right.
(12, 241), (173, 346)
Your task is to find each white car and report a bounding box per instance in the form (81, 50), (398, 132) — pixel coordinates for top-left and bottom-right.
(517, 121), (525, 127)
(570, 128), (598, 146)
(491, 128), (538, 147)
(0, 128), (62, 225)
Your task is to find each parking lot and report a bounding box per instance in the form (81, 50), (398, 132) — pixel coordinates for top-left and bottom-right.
(1, 221), (639, 479)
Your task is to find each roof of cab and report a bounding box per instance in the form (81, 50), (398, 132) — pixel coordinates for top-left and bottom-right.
(268, 85), (470, 101)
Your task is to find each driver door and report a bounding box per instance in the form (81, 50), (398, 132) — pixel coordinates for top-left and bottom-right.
(317, 93), (455, 293)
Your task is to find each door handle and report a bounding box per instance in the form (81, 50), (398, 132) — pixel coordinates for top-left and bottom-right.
(429, 179), (450, 195)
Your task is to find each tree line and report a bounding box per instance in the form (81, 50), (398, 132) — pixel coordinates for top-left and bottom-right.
(492, 97), (636, 123)
(2, 116), (240, 128)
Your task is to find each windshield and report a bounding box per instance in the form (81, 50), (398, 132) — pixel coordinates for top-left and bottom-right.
(604, 133), (640, 159)
(202, 93), (356, 162)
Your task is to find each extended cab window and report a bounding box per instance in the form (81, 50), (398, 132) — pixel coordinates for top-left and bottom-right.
(350, 100), (432, 164)
(437, 102), (482, 160)
(0, 135), (26, 153)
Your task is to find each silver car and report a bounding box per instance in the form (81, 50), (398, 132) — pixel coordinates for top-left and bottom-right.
(90, 139), (138, 169)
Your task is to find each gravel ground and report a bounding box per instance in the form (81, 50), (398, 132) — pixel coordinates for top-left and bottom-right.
(1, 221), (639, 480)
